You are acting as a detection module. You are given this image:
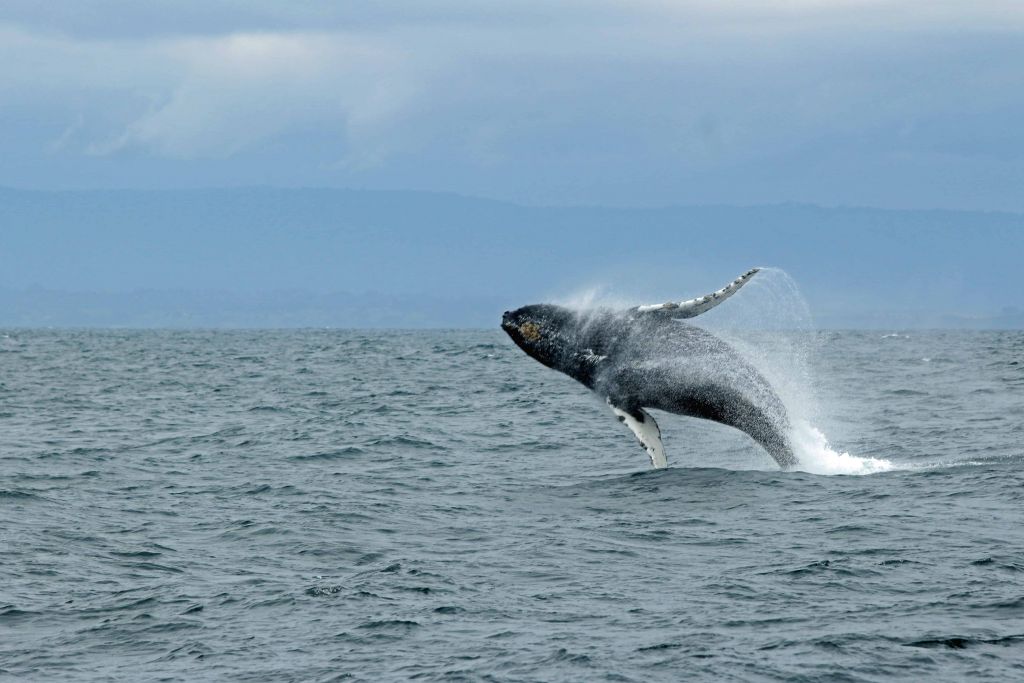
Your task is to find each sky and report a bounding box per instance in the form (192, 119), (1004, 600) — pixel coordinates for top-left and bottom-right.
(2, 1), (1023, 210)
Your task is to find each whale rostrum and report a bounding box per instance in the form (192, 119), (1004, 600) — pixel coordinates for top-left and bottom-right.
(501, 268), (797, 470)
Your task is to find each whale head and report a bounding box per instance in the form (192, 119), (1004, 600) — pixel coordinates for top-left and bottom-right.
(501, 304), (578, 370)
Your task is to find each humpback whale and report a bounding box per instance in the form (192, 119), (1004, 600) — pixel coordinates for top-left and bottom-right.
(501, 268), (797, 469)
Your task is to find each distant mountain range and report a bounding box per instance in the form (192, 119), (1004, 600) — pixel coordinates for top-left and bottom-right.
(2, 187), (1021, 328)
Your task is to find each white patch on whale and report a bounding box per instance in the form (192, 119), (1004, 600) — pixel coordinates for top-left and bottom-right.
(633, 267), (760, 317)
(608, 400), (667, 469)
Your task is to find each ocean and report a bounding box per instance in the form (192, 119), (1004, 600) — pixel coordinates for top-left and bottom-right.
(2, 327), (1023, 681)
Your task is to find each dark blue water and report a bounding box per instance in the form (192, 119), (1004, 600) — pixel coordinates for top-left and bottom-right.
(2, 329), (1023, 681)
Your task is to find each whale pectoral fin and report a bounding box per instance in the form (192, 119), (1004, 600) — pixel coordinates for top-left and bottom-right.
(632, 267), (759, 318)
(608, 400), (667, 469)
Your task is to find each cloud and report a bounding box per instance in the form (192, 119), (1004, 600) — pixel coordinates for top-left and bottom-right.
(88, 32), (419, 159)
(0, 24), (435, 162)
(0, 2), (1022, 208)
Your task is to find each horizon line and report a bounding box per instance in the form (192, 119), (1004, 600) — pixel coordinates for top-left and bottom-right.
(2, 184), (1021, 218)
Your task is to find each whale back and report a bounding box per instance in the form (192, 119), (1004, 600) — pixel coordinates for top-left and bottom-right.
(500, 269), (798, 468)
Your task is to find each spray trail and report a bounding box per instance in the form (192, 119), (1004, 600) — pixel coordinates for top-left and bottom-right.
(696, 267), (896, 475)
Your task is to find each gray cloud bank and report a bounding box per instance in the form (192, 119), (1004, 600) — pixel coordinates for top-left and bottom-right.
(1, 2), (1023, 209)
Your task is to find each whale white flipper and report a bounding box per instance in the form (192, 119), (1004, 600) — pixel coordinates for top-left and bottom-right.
(609, 400), (667, 469)
(633, 268), (760, 318)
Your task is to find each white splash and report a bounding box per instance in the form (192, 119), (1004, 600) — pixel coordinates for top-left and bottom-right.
(789, 421), (894, 475)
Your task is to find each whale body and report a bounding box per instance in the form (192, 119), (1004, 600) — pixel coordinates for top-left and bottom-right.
(501, 269), (797, 469)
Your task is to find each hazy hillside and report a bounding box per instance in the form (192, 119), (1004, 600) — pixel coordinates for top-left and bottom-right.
(2, 188), (1021, 328)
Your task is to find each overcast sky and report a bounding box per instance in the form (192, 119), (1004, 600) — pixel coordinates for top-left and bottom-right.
(2, 1), (1023, 210)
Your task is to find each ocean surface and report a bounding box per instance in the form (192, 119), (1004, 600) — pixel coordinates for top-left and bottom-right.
(2, 328), (1023, 681)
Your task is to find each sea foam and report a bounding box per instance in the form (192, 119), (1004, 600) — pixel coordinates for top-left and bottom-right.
(789, 420), (894, 475)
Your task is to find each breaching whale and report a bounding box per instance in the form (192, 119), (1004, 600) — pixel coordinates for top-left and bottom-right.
(501, 268), (797, 469)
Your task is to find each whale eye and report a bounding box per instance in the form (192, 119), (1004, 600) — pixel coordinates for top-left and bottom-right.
(519, 322), (541, 342)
